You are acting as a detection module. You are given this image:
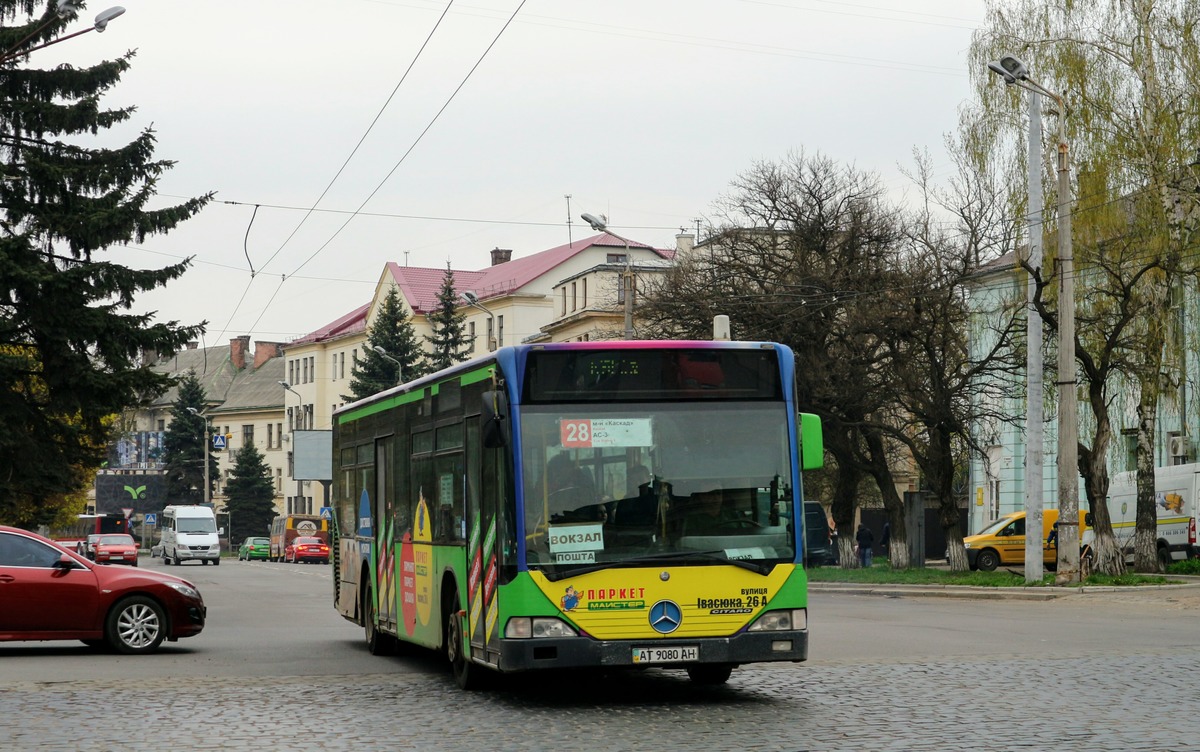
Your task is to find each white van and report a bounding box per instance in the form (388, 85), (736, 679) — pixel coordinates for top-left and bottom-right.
(159, 505), (222, 566)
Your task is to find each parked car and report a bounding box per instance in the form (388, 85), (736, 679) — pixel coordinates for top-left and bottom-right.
(238, 536), (270, 561)
(92, 534), (139, 566)
(284, 536), (330, 564)
(0, 525), (206, 654)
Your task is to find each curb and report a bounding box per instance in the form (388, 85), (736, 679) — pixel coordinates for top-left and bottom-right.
(808, 581), (1200, 600)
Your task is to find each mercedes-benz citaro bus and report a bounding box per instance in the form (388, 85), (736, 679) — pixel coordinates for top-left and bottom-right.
(331, 341), (824, 689)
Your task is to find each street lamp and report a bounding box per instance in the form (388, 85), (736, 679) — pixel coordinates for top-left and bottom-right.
(581, 213), (636, 339)
(460, 291), (498, 351)
(372, 345), (403, 385)
(989, 53), (1078, 583)
(279, 380), (305, 515)
(185, 407), (211, 507)
(0, 4), (126, 64)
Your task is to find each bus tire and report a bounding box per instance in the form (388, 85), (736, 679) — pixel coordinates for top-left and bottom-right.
(975, 549), (1000, 571)
(687, 664), (734, 685)
(445, 591), (481, 690)
(364, 588), (395, 656)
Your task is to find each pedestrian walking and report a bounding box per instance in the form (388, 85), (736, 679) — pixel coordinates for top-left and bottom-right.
(855, 523), (875, 568)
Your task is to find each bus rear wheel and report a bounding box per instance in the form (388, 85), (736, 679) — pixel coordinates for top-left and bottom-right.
(687, 664), (734, 685)
(445, 592), (482, 690)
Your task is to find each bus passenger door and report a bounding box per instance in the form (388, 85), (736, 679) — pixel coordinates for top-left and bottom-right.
(464, 417), (499, 664)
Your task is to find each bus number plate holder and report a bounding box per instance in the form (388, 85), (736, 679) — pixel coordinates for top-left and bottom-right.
(632, 646), (698, 664)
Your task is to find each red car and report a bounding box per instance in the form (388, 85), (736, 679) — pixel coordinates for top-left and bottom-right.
(92, 533), (139, 566)
(284, 536), (329, 564)
(0, 525), (206, 654)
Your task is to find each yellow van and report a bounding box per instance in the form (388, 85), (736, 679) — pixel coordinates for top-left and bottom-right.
(963, 509), (1090, 571)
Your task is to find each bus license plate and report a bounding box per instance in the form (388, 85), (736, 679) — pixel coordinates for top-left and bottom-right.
(632, 646), (698, 664)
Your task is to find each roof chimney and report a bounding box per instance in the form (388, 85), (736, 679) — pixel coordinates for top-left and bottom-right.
(490, 247), (513, 266)
(230, 335), (251, 370)
(675, 232), (695, 255)
(253, 341), (285, 369)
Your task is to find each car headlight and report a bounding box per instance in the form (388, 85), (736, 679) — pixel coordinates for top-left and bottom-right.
(963, 542), (973, 549)
(504, 617), (578, 639)
(748, 608), (806, 632)
(165, 581), (201, 600)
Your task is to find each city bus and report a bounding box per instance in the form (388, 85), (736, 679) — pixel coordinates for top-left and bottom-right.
(47, 513), (131, 554)
(331, 340), (824, 689)
(269, 514), (329, 561)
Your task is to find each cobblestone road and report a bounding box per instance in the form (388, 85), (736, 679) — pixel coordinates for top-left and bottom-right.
(4, 648), (1198, 751)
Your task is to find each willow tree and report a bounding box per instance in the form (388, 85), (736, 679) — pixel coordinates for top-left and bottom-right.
(969, 0), (1200, 573)
(0, 2), (211, 516)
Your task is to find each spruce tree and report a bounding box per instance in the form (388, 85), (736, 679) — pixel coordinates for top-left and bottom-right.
(0, 3), (211, 514)
(423, 264), (473, 373)
(162, 373), (214, 505)
(223, 440), (276, 544)
(344, 286), (427, 401)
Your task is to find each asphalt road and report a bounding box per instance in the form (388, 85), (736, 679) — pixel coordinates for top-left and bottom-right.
(3, 556), (1200, 751)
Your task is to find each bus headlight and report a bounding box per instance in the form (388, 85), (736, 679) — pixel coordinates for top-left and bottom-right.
(504, 617), (578, 639)
(748, 608), (806, 632)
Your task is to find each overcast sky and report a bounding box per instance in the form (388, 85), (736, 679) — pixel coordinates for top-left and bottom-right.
(41, 0), (989, 345)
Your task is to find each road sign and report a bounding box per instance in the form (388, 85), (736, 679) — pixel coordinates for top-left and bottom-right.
(122, 507), (133, 518)
(320, 507), (332, 520)
(212, 434), (227, 450)
(144, 513), (157, 526)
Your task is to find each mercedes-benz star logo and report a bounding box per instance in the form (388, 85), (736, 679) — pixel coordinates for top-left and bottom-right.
(648, 600), (682, 634)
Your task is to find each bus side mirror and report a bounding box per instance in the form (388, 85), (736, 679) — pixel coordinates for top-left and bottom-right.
(1084, 512), (1093, 527)
(482, 390), (508, 448)
(799, 412), (824, 470)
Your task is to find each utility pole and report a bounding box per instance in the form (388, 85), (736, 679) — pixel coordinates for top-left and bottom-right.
(1024, 90), (1045, 583)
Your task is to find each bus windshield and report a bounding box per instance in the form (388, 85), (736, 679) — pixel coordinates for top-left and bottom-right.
(520, 401), (795, 576)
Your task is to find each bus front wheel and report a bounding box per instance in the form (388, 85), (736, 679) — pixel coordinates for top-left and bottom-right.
(445, 592), (482, 690)
(364, 589), (395, 656)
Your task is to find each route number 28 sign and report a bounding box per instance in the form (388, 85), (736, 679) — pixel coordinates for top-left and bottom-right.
(560, 418), (653, 448)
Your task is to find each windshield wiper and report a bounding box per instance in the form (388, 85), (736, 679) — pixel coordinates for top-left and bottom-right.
(541, 549), (772, 581)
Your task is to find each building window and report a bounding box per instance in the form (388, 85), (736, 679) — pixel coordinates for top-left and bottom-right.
(331, 356), (337, 381)
(561, 287), (567, 315)
(275, 468), (282, 493)
(607, 253), (627, 264)
(1121, 429), (1137, 472)
(498, 315), (504, 347)
(486, 319), (495, 351)
(309, 357), (315, 383)
(582, 278), (587, 307)
(268, 423), (274, 449)
(468, 321), (476, 352)
(288, 360), (294, 384)
(156, 419), (165, 432)
(571, 281), (577, 311)
(340, 352), (345, 380)
(242, 425), (254, 446)
(302, 358), (308, 384)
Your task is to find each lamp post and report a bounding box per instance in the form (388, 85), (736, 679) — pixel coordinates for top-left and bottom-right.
(581, 212), (635, 339)
(0, 4), (126, 64)
(460, 291), (498, 351)
(279, 380), (305, 514)
(185, 407), (211, 507)
(989, 54), (1078, 583)
(372, 345), (403, 386)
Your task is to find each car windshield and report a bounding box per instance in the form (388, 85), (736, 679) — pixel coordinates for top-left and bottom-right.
(975, 516), (1019, 537)
(178, 518), (216, 534)
(520, 402), (796, 577)
(98, 535), (134, 545)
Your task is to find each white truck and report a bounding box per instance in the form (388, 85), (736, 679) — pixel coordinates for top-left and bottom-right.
(158, 505), (223, 566)
(1105, 464), (1199, 566)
